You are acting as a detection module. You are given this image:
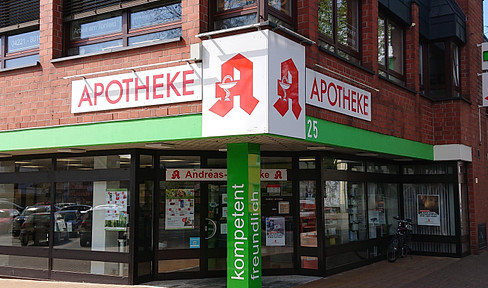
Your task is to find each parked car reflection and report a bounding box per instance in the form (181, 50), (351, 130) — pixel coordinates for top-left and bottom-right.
(19, 212), (69, 246)
(79, 209), (92, 247)
(0, 209), (19, 234)
(12, 205), (55, 237)
(58, 210), (81, 237)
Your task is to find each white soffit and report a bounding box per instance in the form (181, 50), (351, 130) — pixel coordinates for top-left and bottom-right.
(434, 144), (472, 162)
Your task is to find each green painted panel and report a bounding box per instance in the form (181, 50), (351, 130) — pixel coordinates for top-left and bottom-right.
(227, 143), (262, 288)
(0, 114), (202, 152)
(305, 116), (433, 160)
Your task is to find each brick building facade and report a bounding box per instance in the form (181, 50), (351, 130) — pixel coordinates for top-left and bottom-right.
(0, 0), (485, 285)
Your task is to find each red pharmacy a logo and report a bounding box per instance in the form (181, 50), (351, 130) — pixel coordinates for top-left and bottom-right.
(210, 53), (259, 117)
(274, 58), (301, 119)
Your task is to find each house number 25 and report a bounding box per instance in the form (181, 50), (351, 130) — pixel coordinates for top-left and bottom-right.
(307, 119), (318, 139)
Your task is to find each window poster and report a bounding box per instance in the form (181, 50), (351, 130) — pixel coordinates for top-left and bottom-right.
(266, 217), (286, 246)
(105, 189), (128, 231)
(417, 195), (440, 226)
(165, 189), (195, 230)
(324, 181), (340, 207)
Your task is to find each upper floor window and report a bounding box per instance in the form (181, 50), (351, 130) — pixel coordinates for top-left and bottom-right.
(378, 14), (404, 84)
(420, 40), (461, 100)
(212, 0), (294, 31)
(0, 0), (40, 69)
(318, 0), (359, 63)
(63, 0), (182, 56)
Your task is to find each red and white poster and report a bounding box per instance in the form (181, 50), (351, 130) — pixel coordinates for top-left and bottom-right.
(104, 189), (128, 230)
(165, 189), (195, 230)
(417, 195), (440, 226)
(266, 217), (286, 246)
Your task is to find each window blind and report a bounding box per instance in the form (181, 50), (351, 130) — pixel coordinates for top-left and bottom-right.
(0, 0), (39, 28)
(63, 0), (134, 17)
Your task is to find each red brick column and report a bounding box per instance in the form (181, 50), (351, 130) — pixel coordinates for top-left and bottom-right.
(39, 0), (63, 63)
(405, 2), (419, 91)
(361, 0), (378, 73)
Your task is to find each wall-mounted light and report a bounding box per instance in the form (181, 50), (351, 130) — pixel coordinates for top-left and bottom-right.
(58, 148), (86, 153)
(145, 143), (175, 149)
(307, 146), (334, 151)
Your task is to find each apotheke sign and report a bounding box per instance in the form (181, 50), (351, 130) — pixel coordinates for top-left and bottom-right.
(306, 69), (371, 121)
(166, 168), (287, 181)
(202, 30), (306, 139)
(71, 63), (202, 113)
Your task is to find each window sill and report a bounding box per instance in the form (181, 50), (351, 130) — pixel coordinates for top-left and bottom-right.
(318, 45), (374, 75)
(0, 61), (40, 73)
(51, 37), (182, 64)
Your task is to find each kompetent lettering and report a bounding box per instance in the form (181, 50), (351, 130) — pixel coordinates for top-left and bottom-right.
(230, 184), (260, 282)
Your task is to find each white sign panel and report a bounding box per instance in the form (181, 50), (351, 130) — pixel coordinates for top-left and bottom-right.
(71, 63), (202, 113)
(202, 30), (305, 139)
(306, 69), (371, 121)
(483, 72), (488, 107)
(166, 168), (287, 181)
(482, 42), (488, 71)
(268, 31), (306, 139)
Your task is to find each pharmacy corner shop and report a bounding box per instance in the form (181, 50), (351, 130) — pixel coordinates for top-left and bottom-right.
(0, 19), (485, 288)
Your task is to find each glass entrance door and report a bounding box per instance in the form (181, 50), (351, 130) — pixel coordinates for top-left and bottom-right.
(202, 183), (227, 275)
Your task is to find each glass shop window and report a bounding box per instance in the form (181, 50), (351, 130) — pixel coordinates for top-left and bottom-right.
(324, 181), (366, 246)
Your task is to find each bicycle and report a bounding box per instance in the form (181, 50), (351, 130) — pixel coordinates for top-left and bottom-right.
(387, 216), (413, 262)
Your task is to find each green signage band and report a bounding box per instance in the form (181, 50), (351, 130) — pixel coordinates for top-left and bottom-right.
(305, 116), (433, 160)
(227, 143), (261, 288)
(484, 51), (488, 62)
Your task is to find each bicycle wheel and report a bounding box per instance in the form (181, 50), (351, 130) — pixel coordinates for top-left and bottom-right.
(401, 244), (410, 258)
(387, 238), (400, 262)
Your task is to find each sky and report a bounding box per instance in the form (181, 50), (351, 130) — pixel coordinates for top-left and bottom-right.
(485, 1), (488, 37)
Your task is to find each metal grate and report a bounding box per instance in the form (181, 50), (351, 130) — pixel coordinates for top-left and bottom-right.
(0, 0), (39, 28)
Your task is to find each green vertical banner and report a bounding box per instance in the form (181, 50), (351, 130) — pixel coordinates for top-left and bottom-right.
(227, 143), (261, 288)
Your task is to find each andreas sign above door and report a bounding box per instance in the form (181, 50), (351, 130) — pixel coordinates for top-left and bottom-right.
(202, 30), (306, 139)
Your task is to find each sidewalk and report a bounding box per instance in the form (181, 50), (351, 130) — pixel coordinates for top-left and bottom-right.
(1, 253), (488, 288)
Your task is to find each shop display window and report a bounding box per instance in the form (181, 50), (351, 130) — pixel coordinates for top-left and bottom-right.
(0, 158), (51, 173)
(299, 157), (316, 170)
(324, 181), (366, 246)
(0, 255), (48, 270)
(367, 183), (398, 238)
(323, 158), (364, 172)
(159, 181), (200, 250)
(160, 156), (200, 169)
(0, 182), (50, 247)
(54, 181), (130, 252)
(56, 155), (131, 171)
(366, 163), (399, 174)
(299, 180), (317, 247)
(53, 258), (128, 277)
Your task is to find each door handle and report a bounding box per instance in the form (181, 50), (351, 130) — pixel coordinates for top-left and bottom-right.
(205, 218), (217, 240)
